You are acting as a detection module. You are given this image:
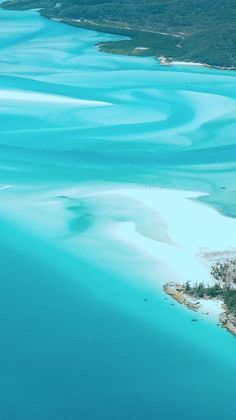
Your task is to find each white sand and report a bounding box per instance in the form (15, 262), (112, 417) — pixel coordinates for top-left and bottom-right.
(134, 47), (149, 51)
(90, 186), (236, 286)
(0, 185), (11, 191)
(197, 298), (223, 320)
(29, 184), (235, 292)
(0, 89), (111, 107)
(172, 61), (204, 67)
(3, 184), (236, 309)
(2, 183), (236, 322)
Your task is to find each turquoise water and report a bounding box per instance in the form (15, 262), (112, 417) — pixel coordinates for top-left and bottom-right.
(1, 7), (236, 420)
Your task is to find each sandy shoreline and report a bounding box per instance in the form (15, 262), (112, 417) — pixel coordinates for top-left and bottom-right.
(158, 55), (236, 70)
(2, 183), (236, 325)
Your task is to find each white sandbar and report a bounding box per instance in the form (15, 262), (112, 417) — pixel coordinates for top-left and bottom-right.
(0, 89), (111, 107)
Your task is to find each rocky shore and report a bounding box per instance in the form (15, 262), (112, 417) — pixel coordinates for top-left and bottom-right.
(220, 309), (236, 336)
(164, 259), (236, 337)
(164, 283), (201, 312)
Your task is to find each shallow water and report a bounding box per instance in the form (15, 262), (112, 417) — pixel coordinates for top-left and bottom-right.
(1, 7), (236, 420)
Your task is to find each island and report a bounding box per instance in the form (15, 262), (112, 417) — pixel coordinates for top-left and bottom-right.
(164, 258), (236, 336)
(1, 0), (236, 69)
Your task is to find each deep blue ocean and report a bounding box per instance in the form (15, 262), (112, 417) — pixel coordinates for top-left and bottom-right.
(0, 6), (236, 420)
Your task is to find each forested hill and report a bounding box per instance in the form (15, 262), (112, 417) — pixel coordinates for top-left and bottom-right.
(1, 0), (236, 68)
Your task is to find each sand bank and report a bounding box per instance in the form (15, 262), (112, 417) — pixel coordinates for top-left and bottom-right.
(2, 183), (236, 295)
(0, 89), (111, 107)
(101, 186), (236, 286)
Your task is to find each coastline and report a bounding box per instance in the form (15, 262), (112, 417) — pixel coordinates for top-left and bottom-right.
(158, 55), (236, 71)
(164, 282), (236, 336)
(53, 17), (236, 71)
(1, 1), (235, 70)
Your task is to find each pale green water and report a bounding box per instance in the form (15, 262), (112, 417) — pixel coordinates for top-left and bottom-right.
(0, 7), (236, 420)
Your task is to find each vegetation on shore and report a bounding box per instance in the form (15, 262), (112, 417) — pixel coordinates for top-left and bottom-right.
(1, 0), (236, 68)
(164, 258), (236, 336)
(184, 281), (236, 316)
(184, 259), (236, 316)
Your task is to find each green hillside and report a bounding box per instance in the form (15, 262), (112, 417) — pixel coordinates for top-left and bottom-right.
(2, 0), (236, 68)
